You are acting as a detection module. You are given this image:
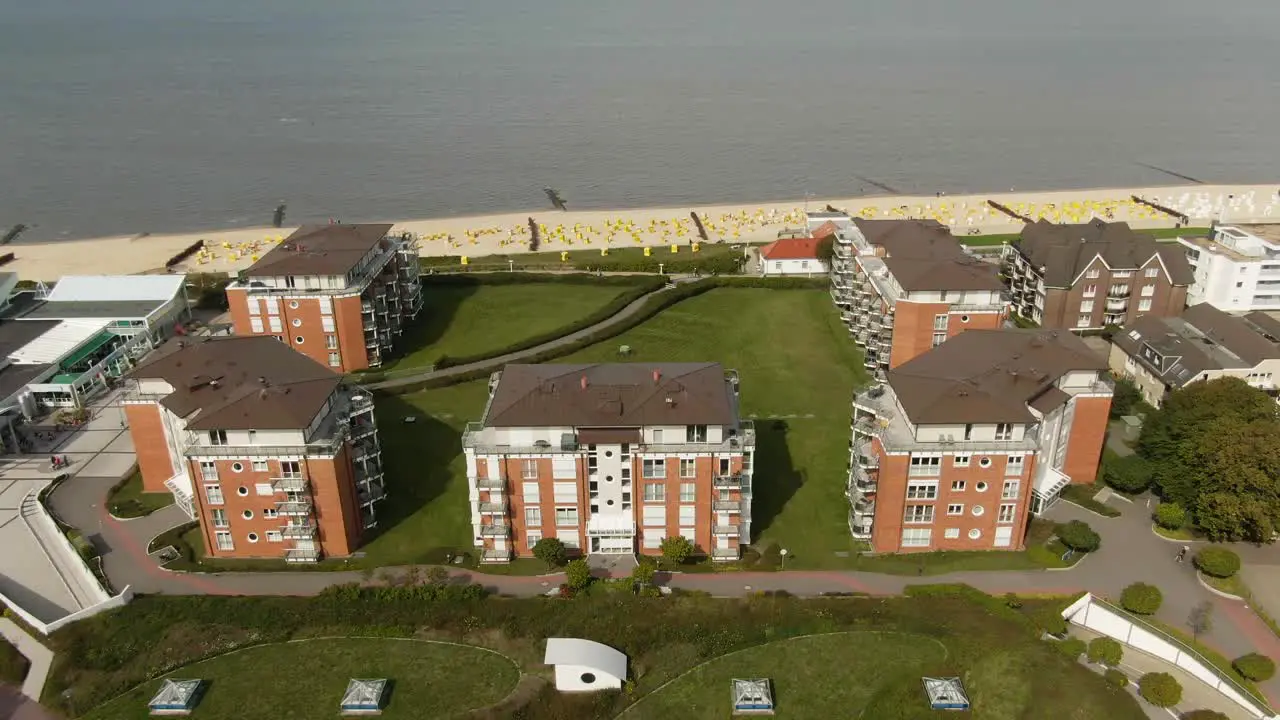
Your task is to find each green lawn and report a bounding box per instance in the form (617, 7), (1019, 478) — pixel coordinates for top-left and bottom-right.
(82, 638), (519, 720)
(376, 283), (635, 373)
(420, 242), (745, 271)
(106, 470), (173, 518)
(962, 226), (1210, 248)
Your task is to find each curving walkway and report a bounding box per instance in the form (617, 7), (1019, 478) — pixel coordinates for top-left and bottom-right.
(370, 275), (698, 390)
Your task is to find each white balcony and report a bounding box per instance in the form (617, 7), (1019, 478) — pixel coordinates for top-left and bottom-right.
(276, 500), (313, 517)
(285, 547), (320, 563)
(587, 514), (636, 537)
(272, 476), (308, 493)
(478, 500), (507, 514)
(712, 548), (739, 561)
(280, 523), (316, 540)
(714, 500), (742, 513)
(474, 476), (506, 490)
(713, 524), (740, 536)
(479, 523), (510, 537)
(713, 473), (744, 488)
(480, 548), (511, 563)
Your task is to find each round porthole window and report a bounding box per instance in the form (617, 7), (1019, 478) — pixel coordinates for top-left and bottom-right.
(606, 499), (615, 506)
(242, 509), (254, 520)
(968, 529), (982, 540)
(580, 673), (596, 684)
(960, 315), (971, 323)
(972, 505), (985, 517)
(291, 318), (302, 327)
(295, 336), (305, 345)
(231, 462), (244, 472)
(605, 475), (614, 483)
(605, 450), (614, 458)
(975, 482), (989, 492)
(979, 457), (992, 468)
(288, 300), (299, 309)
(237, 486), (249, 496)
(247, 533), (259, 543)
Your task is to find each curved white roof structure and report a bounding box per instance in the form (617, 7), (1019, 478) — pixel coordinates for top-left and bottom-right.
(544, 638), (627, 692)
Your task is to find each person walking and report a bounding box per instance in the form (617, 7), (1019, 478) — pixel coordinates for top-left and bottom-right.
(1177, 545), (1189, 563)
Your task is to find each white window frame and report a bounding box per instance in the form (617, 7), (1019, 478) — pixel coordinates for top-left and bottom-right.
(642, 458), (665, 479)
(904, 504), (935, 524)
(215, 531), (234, 551)
(522, 481), (539, 502)
(1002, 480), (1020, 500)
(901, 528), (932, 547)
(521, 459), (538, 480)
(204, 484), (224, 505)
(947, 503), (963, 516)
(554, 507), (578, 527)
(252, 460), (268, 472)
(952, 455), (969, 468)
(679, 482), (696, 502)
(906, 480), (938, 500)
(998, 503), (1017, 524)
(951, 480), (966, 492)
(908, 456), (941, 477)
(643, 483), (665, 503)
(1005, 456), (1024, 475)
(679, 459), (697, 478)
(642, 505), (666, 527)
(266, 530), (283, 543)
(525, 507), (542, 528)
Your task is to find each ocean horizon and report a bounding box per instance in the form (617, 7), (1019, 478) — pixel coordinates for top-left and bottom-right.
(2, 0), (1279, 241)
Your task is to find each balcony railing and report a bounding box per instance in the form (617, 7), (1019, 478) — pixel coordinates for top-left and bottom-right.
(481, 548), (510, 563)
(276, 500), (313, 517)
(272, 476), (308, 493)
(712, 548), (739, 560)
(474, 476), (506, 490)
(1106, 297), (1129, 310)
(280, 522), (316, 540)
(478, 501), (507, 514)
(285, 547), (320, 563)
(713, 473), (745, 488)
(713, 500), (742, 513)
(1107, 287), (1130, 298)
(479, 523), (511, 537)
(713, 524), (740, 536)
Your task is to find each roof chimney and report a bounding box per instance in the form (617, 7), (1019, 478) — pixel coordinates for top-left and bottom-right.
(580, 375), (588, 390)
(652, 369), (661, 384)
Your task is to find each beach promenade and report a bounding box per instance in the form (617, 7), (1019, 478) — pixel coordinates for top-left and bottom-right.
(7, 183), (1278, 280)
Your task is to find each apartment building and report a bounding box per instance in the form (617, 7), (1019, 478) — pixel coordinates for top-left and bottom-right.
(462, 363), (755, 563)
(225, 223), (423, 372)
(1003, 219), (1192, 330)
(849, 329), (1112, 552)
(828, 218), (1006, 379)
(1109, 303), (1280, 406)
(1177, 224), (1280, 312)
(121, 335), (385, 562)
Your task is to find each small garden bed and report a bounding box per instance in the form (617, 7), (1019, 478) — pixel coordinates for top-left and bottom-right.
(1061, 484), (1122, 517)
(106, 470), (172, 518)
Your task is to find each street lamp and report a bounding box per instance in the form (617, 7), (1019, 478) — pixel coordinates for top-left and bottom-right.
(658, 263), (665, 276)
(507, 259), (514, 273)
(779, 548), (789, 570)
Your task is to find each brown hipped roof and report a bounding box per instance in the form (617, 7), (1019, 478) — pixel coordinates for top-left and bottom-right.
(852, 218), (1002, 292)
(128, 336), (342, 430)
(887, 329), (1107, 424)
(484, 363), (736, 428)
(1111, 303), (1280, 388)
(1014, 219), (1193, 288)
(240, 223), (392, 277)
(852, 218), (956, 259)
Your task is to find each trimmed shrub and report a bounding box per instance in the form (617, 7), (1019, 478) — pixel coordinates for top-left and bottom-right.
(660, 536), (694, 565)
(631, 556), (657, 587)
(1120, 582), (1163, 615)
(1138, 672), (1182, 707)
(1057, 520), (1101, 553)
(1029, 605), (1068, 637)
(1180, 711), (1230, 720)
(1194, 547), (1241, 579)
(1154, 503), (1187, 531)
(1232, 652), (1276, 681)
(564, 559), (592, 590)
(1087, 636), (1123, 666)
(1055, 637), (1086, 660)
(532, 537), (568, 569)
(1103, 453), (1153, 494)
(1104, 668), (1129, 688)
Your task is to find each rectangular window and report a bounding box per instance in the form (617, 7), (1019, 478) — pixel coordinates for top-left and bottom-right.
(522, 459), (538, 479)
(268, 315), (283, 333)
(557, 530), (580, 549)
(1086, 269), (1100, 279)
(1138, 299), (1152, 312)
(318, 296), (333, 315)
(1006, 456), (1024, 475)
(652, 429), (663, 443)
(643, 533), (664, 549)
(944, 528), (960, 539)
(908, 456), (941, 476)
(680, 482), (696, 502)
(998, 503), (1018, 524)
(947, 503), (963, 516)
(643, 505), (666, 526)
(1113, 270), (1132, 279)
(1141, 284), (1155, 297)
(523, 482), (539, 502)
(994, 423), (1014, 441)
(248, 297), (261, 316)
(643, 483), (665, 502)
(933, 314), (948, 330)
(642, 459), (665, 479)
(685, 425), (707, 442)
(1083, 284), (1097, 297)
(204, 484), (224, 505)
(215, 531), (234, 551)
(527, 530), (542, 549)
(1002, 480), (1020, 499)
(209, 430), (228, 446)
(252, 460), (268, 472)
(680, 527), (696, 542)
(679, 459), (697, 478)
(328, 352), (341, 367)
(322, 317), (336, 333)
(1144, 267), (1159, 278)
(200, 461), (218, 480)
(904, 505), (935, 524)
(211, 509), (229, 528)
(264, 297), (279, 315)
(325, 333), (337, 348)
(951, 480), (966, 492)
(906, 481), (938, 500)
(552, 482), (577, 503)
(249, 316), (264, 333)
(525, 507), (541, 528)
(554, 507), (578, 527)
(901, 528), (932, 547)
(952, 455), (969, 468)
(266, 531), (283, 543)
(1077, 315), (1091, 328)
(1079, 300), (1094, 313)
(254, 482), (273, 496)
(679, 505), (696, 525)
(931, 331), (947, 347)
(263, 508), (278, 519)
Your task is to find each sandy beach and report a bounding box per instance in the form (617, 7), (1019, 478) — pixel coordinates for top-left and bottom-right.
(6, 183), (1278, 281)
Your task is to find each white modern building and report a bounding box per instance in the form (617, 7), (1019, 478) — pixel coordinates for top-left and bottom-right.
(1178, 225), (1280, 312)
(757, 237), (829, 277)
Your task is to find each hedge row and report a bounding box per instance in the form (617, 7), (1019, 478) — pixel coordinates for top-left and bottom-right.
(418, 271), (661, 288)
(373, 276), (828, 393)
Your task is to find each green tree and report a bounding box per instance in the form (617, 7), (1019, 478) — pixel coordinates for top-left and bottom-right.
(1104, 668), (1129, 688)
(532, 537), (568, 569)
(1193, 548), (1241, 578)
(1103, 454), (1153, 494)
(1139, 672), (1182, 707)
(1186, 601), (1213, 644)
(1056, 637), (1086, 660)
(1056, 520), (1101, 553)
(1154, 503), (1186, 530)
(660, 536), (694, 566)
(1087, 637), (1123, 666)
(1232, 653), (1276, 681)
(1120, 582), (1163, 615)
(1110, 376), (1143, 419)
(631, 556), (657, 587)
(814, 235), (835, 264)
(565, 559), (592, 590)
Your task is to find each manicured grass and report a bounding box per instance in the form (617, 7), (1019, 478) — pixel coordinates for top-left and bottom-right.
(0, 637), (28, 684)
(1153, 524), (1202, 541)
(622, 632), (946, 718)
(82, 638), (519, 720)
(1061, 484), (1122, 518)
(376, 283), (635, 372)
(420, 242), (744, 271)
(1202, 572), (1248, 597)
(106, 470), (172, 518)
(962, 227), (1209, 248)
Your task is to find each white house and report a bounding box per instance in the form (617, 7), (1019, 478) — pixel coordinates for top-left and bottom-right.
(1178, 225), (1280, 312)
(544, 638), (627, 692)
(757, 237), (829, 277)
